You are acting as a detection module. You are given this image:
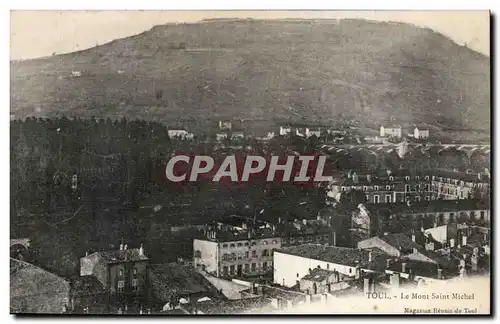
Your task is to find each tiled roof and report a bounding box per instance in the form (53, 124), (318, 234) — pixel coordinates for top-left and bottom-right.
(10, 258), (71, 314)
(93, 248), (149, 264)
(301, 268), (338, 282)
(387, 259), (459, 280)
(184, 296), (274, 314)
(149, 263), (224, 303)
(241, 285), (305, 301)
(275, 244), (389, 272)
(380, 233), (421, 251)
(71, 276), (106, 297)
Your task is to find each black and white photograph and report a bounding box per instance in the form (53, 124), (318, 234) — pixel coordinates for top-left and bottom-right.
(9, 10), (491, 315)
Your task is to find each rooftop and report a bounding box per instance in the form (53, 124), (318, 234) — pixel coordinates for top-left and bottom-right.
(149, 263), (224, 303)
(387, 259), (458, 280)
(365, 199), (489, 215)
(275, 244), (389, 272)
(301, 268), (339, 282)
(90, 248), (149, 264)
(183, 296), (274, 314)
(379, 233), (421, 251)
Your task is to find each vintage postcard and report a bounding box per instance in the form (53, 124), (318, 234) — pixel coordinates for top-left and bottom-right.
(10, 10), (491, 315)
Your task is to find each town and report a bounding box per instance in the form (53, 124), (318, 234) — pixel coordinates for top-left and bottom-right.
(10, 117), (490, 314)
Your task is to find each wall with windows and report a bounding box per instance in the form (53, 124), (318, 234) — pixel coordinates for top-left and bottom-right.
(109, 260), (148, 295)
(193, 239), (219, 276)
(219, 237), (281, 278)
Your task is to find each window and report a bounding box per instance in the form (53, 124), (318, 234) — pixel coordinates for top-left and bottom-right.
(324, 235), (329, 240)
(245, 251), (249, 258)
(117, 280), (124, 293)
(480, 211), (485, 220)
(132, 279), (138, 292)
(223, 244), (228, 248)
(263, 262), (268, 270)
(415, 196), (421, 202)
(222, 253), (228, 261)
(244, 242), (249, 246)
(272, 240), (277, 244)
(231, 253), (236, 260)
(230, 265), (235, 274)
(251, 263), (256, 271)
(405, 176), (410, 180)
(326, 264), (329, 269)
(386, 185), (391, 191)
(405, 196), (411, 202)
(244, 264), (249, 272)
(194, 250), (202, 258)
(385, 195), (392, 203)
(349, 268), (352, 274)
(341, 187), (346, 192)
(230, 244), (235, 248)
(405, 185), (410, 192)
(425, 184), (430, 191)
(374, 186), (379, 191)
(223, 266), (228, 275)
(262, 241), (268, 245)
(389, 176), (394, 181)
(425, 176), (429, 181)
(415, 176), (420, 180)
(238, 253), (242, 260)
(373, 195), (380, 204)
(425, 196), (430, 201)
(363, 186), (367, 191)
(133, 268), (137, 276)
(251, 242), (257, 246)
(366, 195), (370, 202)
(252, 250), (257, 257)
(237, 243), (243, 247)
(119, 269), (124, 278)
(416, 185), (420, 191)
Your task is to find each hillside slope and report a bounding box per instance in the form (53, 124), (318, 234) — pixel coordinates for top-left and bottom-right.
(10, 19), (490, 130)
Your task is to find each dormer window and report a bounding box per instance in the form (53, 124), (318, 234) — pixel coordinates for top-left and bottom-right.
(230, 244), (235, 248)
(425, 176), (430, 181)
(386, 185), (391, 191)
(341, 187), (346, 192)
(389, 176), (394, 181)
(415, 176), (420, 180)
(405, 176), (410, 181)
(363, 186), (368, 191)
(374, 186), (379, 191)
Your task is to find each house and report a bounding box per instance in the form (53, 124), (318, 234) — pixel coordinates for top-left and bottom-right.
(357, 233), (421, 257)
(79, 244), (149, 296)
(11, 258), (71, 314)
(231, 132), (245, 140)
(148, 263), (225, 312)
(379, 125), (402, 138)
(168, 130), (194, 140)
(413, 126), (430, 139)
(193, 224), (281, 278)
(71, 70), (82, 77)
(277, 218), (332, 247)
(299, 268), (348, 295)
(305, 128), (321, 138)
(70, 276), (108, 314)
(216, 133), (228, 141)
(279, 126), (292, 136)
(218, 121), (232, 130)
(273, 244), (391, 288)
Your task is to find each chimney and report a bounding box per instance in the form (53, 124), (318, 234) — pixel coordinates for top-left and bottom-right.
(386, 259), (391, 268)
(420, 227), (425, 233)
(449, 238), (455, 248)
(367, 174), (372, 183)
(305, 295), (312, 303)
(426, 242), (435, 251)
(124, 244), (128, 250)
(390, 273), (400, 288)
(411, 234), (416, 242)
(85, 251), (89, 257)
(401, 262), (407, 273)
(302, 219), (307, 226)
(363, 278), (370, 294)
(278, 217), (281, 224)
(368, 251), (372, 263)
(412, 247), (418, 254)
(120, 243), (124, 251)
(139, 243), (144, 256)
(437, 268), (443, 279)
(477, 173), (481, 180)
(462, 235), (467, 246)
(332, 231), (337, 246)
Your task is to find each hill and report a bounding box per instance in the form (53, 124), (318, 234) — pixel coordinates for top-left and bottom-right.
(10, 18), (490, 131)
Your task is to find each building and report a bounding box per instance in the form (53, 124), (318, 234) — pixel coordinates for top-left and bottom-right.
(299, 268), (348, 294)
(11, 258), (71, 314)
(167, 130), (194, 140)
(333, 169), (490, 204)
(413, 126), (430, 139)
(231, 132), (245, 140)
(279, 126), (292, 136)
(70, 276), (108, 314)
(431, 169), (490, 200)
(277, 218), (332, 247)
(218, 121), (232, 130)
(216, 133), (228, 141)
(379, 125), (402, 138)
(305, 128), (321, 138)
(193, 224), (281, 278)
(148, 263), (224, 312)
(273, 244), (390, 288)
(79, 244), (149, 296)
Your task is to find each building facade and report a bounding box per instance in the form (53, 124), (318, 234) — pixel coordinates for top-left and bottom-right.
(79, 244), (149, 296)
(413, 127), (430, 139)
(193, 226), (282, 278)
(380, 125), (402, 138)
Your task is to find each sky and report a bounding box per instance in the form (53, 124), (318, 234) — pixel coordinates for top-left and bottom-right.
(10, 10), (490, 60)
